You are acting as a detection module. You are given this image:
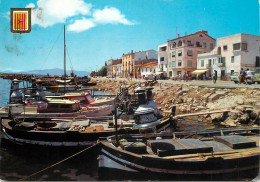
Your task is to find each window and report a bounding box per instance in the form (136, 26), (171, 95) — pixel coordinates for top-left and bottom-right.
(201, 60), (204, 67)
(221, 57), (226, 66)
(178, 50), (182, 56)
(178, 60), (182, 67)
(196, 42), (202, 47)
(203, 42), (207, 48)
(223, 45), (228, 51)
(172, 42), (176, 48)
(160, 46), (167, 51)
(208, 59), (212, 66)
(231, 56), (235, 63)
(231, 70), (234, 75)
(188, 60), (192, 67)
(142, 69), (143, 72)
(241, 43), (247, 51)
(160, 57), (164, 61)
(150, 68), (152, 72)
(210, 43), (214, 49)
(146, 68), (147, 72)
(187, 40), (192, 46)
(172, 51), (175, 57)
(233, 43), (240, 50)
(256, 56), (260, 67)
(178, 40), (182, 47)
(172, 61), (176, 67)
(187, 50), (193, 56)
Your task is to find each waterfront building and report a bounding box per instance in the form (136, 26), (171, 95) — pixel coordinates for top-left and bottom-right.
(107, 59), (113, 77)
(134, 59), (157, 79)
(116, 64), (122, 77)
(122, 50), (157, 78)
(122, 50), (135, 78)
(158, 44), (168, 77)
(141, 60), (158, 78)
(167, 30), (215, 79)
(197, 33), (260, 80)
(112, 59), (122, 77)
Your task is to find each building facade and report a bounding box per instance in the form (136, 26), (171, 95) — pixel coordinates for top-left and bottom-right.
(107, 59), (113, 77)
(122, 50), (157, 78)
(141, 60), (158, 78)
(158, 44), (168, 77)
(112, 59), (122, 77)
(197, 33), (260, 80)
(167, 30), (216, 79)
(122, 50), (135, 78)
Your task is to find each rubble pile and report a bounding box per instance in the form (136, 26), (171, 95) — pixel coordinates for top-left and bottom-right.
(92, 79), (260, 127)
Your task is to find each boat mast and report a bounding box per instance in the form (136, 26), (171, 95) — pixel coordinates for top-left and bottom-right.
(64, 24), (66, 93)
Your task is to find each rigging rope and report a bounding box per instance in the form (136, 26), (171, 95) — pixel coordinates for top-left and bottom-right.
(66, 47), (74, 73)
(39, 27), (63, 71)
(18, 142), (100, 181)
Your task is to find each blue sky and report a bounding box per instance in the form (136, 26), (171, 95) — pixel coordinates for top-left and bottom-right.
(0, 0), (259, 73)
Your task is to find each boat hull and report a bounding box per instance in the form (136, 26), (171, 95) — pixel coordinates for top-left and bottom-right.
(98, 140), (260, 181)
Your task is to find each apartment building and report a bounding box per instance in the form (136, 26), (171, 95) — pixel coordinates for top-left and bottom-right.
(197, 33), (260, 80)
(122, 50), (157, 78)
(167, 30), (215, 78)
(158, 44), (168, 77)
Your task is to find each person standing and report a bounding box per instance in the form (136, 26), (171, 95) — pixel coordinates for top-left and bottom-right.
(213, 70), (217, 84)
(239, 68), (247, 85)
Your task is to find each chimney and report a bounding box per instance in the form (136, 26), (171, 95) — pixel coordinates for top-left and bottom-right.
(185, 32), (187, 36)
(131, 50), (133, 53)
(177, 34), (180, 38)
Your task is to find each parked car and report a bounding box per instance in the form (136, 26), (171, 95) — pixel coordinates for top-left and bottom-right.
(230, 71), (260, 84)
(230, 72), (239, 83)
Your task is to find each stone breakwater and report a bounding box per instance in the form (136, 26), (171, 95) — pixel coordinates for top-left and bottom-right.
(92, 79), (260, 127)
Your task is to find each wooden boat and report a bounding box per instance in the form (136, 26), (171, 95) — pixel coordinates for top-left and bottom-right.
(5, 79), (114, 119)
(0, 115), (172, 147)
(98, 130), (260, 181)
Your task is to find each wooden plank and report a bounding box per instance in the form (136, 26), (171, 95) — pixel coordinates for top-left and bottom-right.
(163, 109), (230, 118)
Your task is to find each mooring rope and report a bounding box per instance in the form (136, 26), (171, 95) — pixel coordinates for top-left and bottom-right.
(18, 142), (100, 181)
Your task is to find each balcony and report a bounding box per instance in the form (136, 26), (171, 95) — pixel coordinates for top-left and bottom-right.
(217, 63), (225, 67)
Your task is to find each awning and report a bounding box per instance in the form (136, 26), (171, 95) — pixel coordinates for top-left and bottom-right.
(191, 69), (208, 75)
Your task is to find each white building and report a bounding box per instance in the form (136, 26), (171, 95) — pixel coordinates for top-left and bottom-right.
(157, 44), (168, 77)
(116, 64), (122, 77)
(134, 50), (158, 61)
(197, 33), (260, 80)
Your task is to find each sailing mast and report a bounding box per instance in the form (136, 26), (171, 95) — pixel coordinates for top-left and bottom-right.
(64, 24), (66, 93)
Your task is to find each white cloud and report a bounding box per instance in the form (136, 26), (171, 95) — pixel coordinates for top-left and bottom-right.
(93, 6), (135, 25)
(24, 1), (136, 32)
(25, 3), (35, 9)
(67, 18), (95, 32)
(26, 0), (92, 28)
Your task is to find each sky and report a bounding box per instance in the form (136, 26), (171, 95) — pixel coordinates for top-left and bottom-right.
(0, 0), (259, 73)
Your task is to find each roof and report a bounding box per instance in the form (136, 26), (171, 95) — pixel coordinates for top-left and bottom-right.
(168, 30), (215, 42)
(135, 59), (157, 66)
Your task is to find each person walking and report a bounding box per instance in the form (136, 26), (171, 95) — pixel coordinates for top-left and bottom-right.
(213, 70), (217, 84)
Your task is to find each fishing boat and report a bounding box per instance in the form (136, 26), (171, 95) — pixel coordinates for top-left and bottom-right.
(1, 84), (174, 147)
(0, 116), (172, 147)
(97, 85), (260, 181)
(4, 79), (113, 119)
(98, 131), (260, 181)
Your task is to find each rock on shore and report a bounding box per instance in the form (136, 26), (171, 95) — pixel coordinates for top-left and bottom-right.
(91, 79), (260, 127)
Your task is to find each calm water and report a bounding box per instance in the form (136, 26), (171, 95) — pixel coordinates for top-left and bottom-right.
(0, 78), (100, 181)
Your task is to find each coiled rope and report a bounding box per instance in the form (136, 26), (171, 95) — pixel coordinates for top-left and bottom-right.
(18, 142), (100, 181)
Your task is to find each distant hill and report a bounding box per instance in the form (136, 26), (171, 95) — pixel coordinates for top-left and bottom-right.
(2, 68), (89, 77)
